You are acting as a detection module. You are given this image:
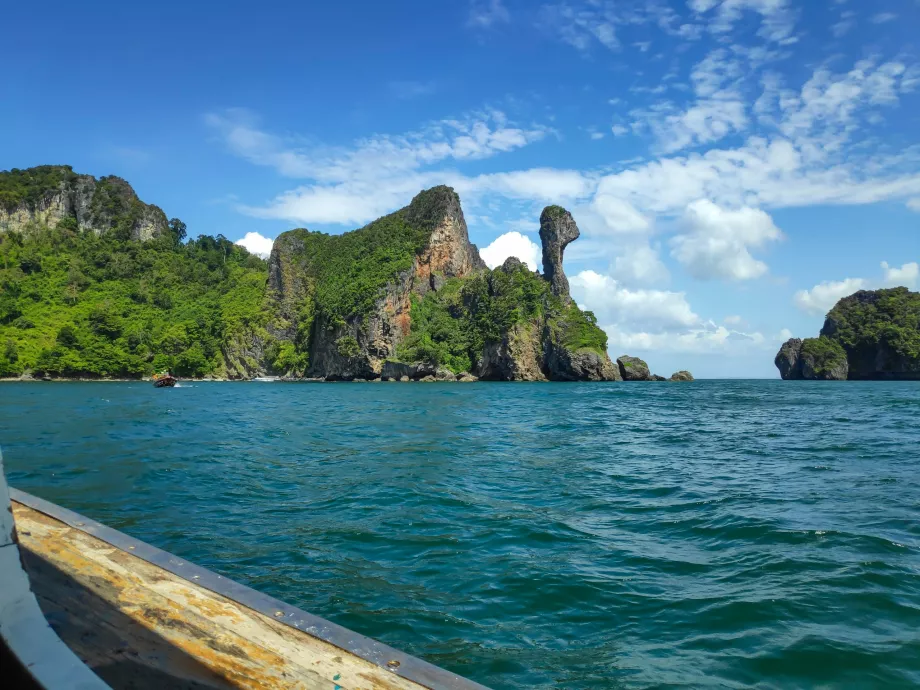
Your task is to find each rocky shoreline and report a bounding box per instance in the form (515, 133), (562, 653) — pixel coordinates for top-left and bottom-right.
(1, 354), (695, 384)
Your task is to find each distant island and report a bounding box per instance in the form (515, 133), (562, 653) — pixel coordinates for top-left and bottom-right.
(775, 288), (920, 380)
(0, 165), (692, 382)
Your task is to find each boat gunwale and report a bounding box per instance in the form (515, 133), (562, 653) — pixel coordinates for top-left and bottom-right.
(10, 488), (490, 690)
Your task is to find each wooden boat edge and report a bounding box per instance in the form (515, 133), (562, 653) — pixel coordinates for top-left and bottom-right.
(0, 451), (109, 689)
(8, 488), (490, 690)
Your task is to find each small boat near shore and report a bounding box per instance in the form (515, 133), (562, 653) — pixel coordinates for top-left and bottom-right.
(0, 452), (487, 689)
(152, 372), (177, 388)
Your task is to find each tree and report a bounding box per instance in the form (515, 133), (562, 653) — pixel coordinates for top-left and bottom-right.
(168, 218), (187, 244)
(56, 325), (78, 348)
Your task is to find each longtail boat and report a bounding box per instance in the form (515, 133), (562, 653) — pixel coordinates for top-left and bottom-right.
(0, 451), (488, 689)
(152, 372), (177, 388)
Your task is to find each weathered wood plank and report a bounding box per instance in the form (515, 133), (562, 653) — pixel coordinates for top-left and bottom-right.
(13, 502), (427, 690)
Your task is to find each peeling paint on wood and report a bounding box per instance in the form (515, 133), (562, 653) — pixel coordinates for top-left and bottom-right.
(13, 502), (433, 690)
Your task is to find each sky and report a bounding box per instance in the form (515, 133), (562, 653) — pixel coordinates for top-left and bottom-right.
(3, 0), (919, 378)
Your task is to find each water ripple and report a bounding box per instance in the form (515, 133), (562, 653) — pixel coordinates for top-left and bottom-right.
(2, 380), (919, 689)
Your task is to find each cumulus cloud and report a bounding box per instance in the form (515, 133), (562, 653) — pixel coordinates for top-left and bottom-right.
(794, 277), (867, 315)
(794, 261), (918, 315)
(882, 261), (919, 286)
(480, 232), (542, 271)
(591, 194), (652, 234)
(670, 200), (782, 280)
(570, 270), (698, 330)
(612, 243), (670, 286)
(235, 232), (274, 258)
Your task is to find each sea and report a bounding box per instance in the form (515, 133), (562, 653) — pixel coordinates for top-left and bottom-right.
(1, 380), (918, 689)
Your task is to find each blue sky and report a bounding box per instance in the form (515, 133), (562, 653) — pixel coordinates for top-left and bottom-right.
(4, 0), (919, 377)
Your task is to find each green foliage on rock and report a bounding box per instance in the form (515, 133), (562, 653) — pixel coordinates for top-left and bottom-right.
(0, 222), (268, 378)
(821, 287), (920, 362)
(398, 260), (608, 373)
(0, 165), (77, 211)
(278, 210), (430, 326)
(800, 336), (848, 377)
(335, 335), (361, 358)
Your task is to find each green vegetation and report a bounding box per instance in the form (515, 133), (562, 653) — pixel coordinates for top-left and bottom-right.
(398, 260), (608, 373)
(800, 336), (847, 376)
(281, 210), (430, 326)
(0, 221), (268, 378)
(822, 287), (920, 362)
(543, 205), (567, 220)
(335, 335), (360, 358)
(0, 165), (77, 211)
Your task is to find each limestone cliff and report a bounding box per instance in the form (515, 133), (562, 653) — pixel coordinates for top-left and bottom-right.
(265, 190), (621, 381)
(0, 165), (167, 241)
(266, 186), (486, 380)
(539, 206), (579, 301)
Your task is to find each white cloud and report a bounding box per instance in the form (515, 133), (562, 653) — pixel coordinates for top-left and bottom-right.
(590, 131), (606, 140)
(207, 108), (552, 225)
(612, 243), (671, 286)
(691, 0), (797, 44)
(794, 261), (918, 315)
(538, 1), (691, 53)
(472, 169), (594, 202)
(480, 232), (542, 271)
(591, 195), (652, 234)
(670, 200), (782, 280)
(603, 323), (769, 355)
(468, 0), (510, 28)
(235, 232), (274, 258)
(724, 314), (743, 325)
(611, 125), (629, 136)
(907, 198), (920, 212)
(570, 270), (698, 330)
(871, 12), (897, 24)
(882, 261), (919, 287)
(794, 277), (867, 315)
(629, 49), (750, 154)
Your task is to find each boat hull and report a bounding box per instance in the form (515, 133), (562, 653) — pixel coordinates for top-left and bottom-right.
(8, 490), (489, 690)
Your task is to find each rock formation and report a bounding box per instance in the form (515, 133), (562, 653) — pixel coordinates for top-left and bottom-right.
(539, 206), (579, 300)
(669, 370), (694, 382)
(775, 337), (848, 380)
(617, 355), (651, 381)
(0, 166), (167, 241)
(267, 186), (486, 381)
(775, 338), (804, 380)
(776, 287), (919, 381)
(267, 192), (624, 381)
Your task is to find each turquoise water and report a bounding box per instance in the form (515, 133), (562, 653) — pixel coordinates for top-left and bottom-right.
(1, 381), (919, 689)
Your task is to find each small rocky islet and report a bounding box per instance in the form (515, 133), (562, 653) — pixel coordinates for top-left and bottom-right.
(0, 165), (692, 382)
(775, 287), (920, 380)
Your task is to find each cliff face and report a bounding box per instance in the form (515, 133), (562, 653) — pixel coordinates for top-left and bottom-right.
(265, 188), (621, 381)
(266, 186), (487, 380)
(0, 166), (167, 241)
(776, 288), (920, 380)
